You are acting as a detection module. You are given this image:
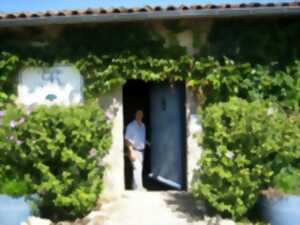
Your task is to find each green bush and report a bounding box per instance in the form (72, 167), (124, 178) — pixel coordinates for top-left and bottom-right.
(193, 58), (300, 110)
(0, 103), (112, 220)
(192, 97), (300, 219)
(273, 166), (300, 195)
(0, 178), (30, 196)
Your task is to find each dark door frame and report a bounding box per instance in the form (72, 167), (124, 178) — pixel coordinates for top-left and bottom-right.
(122, 80), (187, 191)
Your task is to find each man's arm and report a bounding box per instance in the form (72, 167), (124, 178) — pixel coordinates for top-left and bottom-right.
(125, 125), (137, 161)
(125, 138), (133, 150)
(125, 138), (138, 161)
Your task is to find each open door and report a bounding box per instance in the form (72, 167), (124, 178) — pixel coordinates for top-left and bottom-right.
(149, 82), (186, 190)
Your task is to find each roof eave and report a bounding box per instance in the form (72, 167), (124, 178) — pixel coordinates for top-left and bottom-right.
(0, 7), (299, 28)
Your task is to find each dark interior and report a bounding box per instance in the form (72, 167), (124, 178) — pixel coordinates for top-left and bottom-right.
(123, 80), (174, 190)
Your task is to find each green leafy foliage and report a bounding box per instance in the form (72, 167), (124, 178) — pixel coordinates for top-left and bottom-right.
(202, 18), (300, 65)
(0, 19), (299, 221)
(0, 103), (112, 220)
(0, 178), (30, 196)
(1, 51), (300, 111)
(191, 58), (300, 110)
(0, 52), (19, 108)
(273, 167), (300, 195)
(0, 22), (300, 110)
(192, 98), (300, 219)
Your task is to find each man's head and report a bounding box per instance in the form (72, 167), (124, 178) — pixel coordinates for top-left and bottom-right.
(135, 110), (144, 123)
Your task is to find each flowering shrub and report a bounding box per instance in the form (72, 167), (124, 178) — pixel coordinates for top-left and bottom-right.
(192, 97), (300, 219)
(0, 103), (112, 220)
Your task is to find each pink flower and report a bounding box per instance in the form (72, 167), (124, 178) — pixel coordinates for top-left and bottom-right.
(105, 111), (114, 120)
(16, 139), (23, 145)
(25, 106), (34, 115)
(89, 148), (97, 157)
(9, 120), (17, 128)
(0, 110), (5, 117)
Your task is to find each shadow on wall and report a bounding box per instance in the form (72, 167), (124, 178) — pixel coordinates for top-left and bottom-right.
(201, 17), (300, 65)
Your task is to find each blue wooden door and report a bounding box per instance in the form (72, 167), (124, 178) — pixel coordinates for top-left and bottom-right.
(149, 82), (186, 189)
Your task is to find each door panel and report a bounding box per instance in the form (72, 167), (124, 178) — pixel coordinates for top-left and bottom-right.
(149, 82), (186, 189)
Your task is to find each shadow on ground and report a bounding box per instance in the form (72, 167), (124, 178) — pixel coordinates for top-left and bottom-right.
(164, 191), (206, 223)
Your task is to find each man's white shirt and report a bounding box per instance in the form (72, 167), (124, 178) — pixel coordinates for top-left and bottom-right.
(125, 120), (146, 151)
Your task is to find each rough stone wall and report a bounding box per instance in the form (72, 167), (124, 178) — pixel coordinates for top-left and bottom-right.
(98, 86), (125, 199)
(151, 19), (213, 55)
(185, 89), (203, 191)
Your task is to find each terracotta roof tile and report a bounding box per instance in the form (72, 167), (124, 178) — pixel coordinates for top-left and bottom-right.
(191, 5), (203, 10)
(137, 7), (148, 12)
(44, 11), (54, 16)
(179, 5), (190, 10)
(0, 2), (299, 25)
(153, 6), (163, 11)
(166, 5), (177, 10)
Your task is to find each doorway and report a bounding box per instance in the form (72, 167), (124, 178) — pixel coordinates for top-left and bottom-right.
(123, 80), (187, 190)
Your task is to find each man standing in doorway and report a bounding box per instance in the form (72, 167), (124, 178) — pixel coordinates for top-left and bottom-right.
(125, 110), (146, 190)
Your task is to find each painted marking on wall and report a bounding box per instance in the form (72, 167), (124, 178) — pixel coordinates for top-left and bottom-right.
(17, 65), (83, 106)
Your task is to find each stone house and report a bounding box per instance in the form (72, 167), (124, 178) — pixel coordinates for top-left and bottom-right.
(0, 2), (299, 199)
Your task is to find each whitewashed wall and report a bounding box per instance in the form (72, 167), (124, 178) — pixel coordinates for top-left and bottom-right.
(98, 86), (125, 199)
(185, 89), (203, 191)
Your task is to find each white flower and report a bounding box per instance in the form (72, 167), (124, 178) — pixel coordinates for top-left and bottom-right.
(9, 120), (17, 128)
(8, 135), (16, 141)
(89, 148), (97, 157)
(267, 107), (275, 116)
(105, 111), (114, 120)
(225, 151), (234, 159)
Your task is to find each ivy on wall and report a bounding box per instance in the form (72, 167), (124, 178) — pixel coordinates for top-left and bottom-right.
(1, 53), (300, 111)
(0, 18), (300, 109)
(201, 18), (300, 65)
(0, 52), (19, 108)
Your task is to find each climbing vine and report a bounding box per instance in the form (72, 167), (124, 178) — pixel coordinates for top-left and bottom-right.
(0, 19), (299, 108)
(0, 19), (299, 110)
(1, 51), (300, 111)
